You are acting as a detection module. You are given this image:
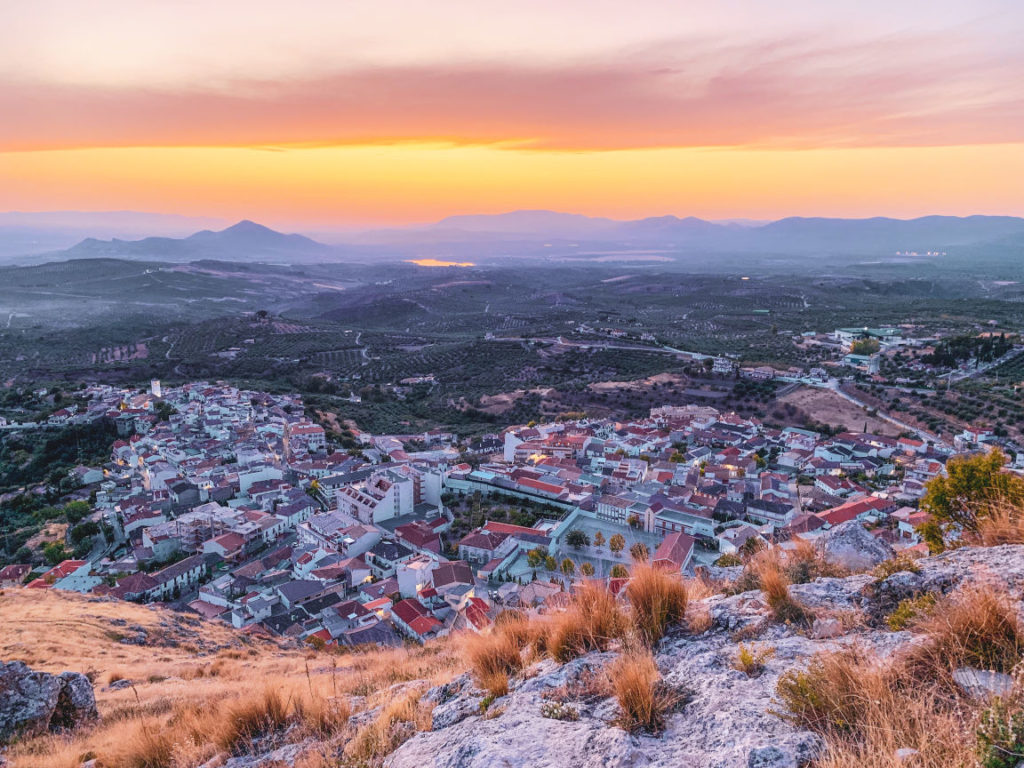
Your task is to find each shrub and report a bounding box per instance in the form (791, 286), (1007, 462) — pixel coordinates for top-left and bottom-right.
(734, 644), (774, 677)
(625, 563), (688, 647)
(886, 593), (936, 631)
(540, 701), (580, 722)
(976, 697), (1024, 768)
(873, 553), (921, 581)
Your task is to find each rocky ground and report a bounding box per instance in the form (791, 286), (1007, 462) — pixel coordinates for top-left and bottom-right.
(388, 543), (1024, 768)
(7, 532), (1024, 768)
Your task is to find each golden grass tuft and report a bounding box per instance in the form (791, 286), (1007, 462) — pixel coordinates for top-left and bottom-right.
(973, 502), (1024, 547)
(343, 689), (430, 768)
(609, 646), (679, 734)
(904, 584), (1024, 680)
(548, 581), (627, 662)
(755, 554), (813, 626)
(465, 625), (526, 697)
(775, 583), (1024, 768)
(625, 563), (688, 647)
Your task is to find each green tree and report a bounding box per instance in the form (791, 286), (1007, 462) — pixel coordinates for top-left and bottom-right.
(580, 562), (595, 577)
(629, 542), (649, 562)
(527, 548), (546, 568)
(63, 501), (91, 524)
(609, 533), (626, 557)
(850, 338), (881, 356)
(592, 531), (605, 549)
(922, 449), (1024, 531)
(42, 541), (67, 565)
(610, 564), (629, 579)
(565, 529), (590, 550)
(560, 558), (575, 576)
(544, 555), (557, 571)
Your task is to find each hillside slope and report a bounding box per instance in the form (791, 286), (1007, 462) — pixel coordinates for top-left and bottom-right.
(5, 541), (1024, 768)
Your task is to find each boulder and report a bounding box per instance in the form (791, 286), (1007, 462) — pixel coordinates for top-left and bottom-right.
(952, 668), (1015, 701)
(0, 661), (98, 743)
(818, 521), (894, 570)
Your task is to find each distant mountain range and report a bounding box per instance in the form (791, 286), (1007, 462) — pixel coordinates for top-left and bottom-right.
(63, 220), (333, 262)
(4, 210), (1024, 265)
(0, 211), (226, 260)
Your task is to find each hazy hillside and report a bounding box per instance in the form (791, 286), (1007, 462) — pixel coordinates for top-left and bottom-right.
(8, 541), (1024, 768)
(60, 220), (336, 264)
(8, 212), (1024, 267)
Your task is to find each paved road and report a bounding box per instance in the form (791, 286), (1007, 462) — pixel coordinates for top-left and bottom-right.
(948, 345), (1024, 383)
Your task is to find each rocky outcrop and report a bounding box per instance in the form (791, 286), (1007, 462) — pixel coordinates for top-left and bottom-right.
(817, 520), (894, 570)
(0, 661), (98, 743)
(387, 544), (1024, 768)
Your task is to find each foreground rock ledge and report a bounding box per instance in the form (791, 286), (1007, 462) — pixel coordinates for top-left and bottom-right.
(0, 660), (98, 743)
(387, 544), (1024, 768)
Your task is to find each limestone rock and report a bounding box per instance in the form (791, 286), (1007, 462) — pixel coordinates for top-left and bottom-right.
(0, 661), (98, 743)
(952, 668), (1015, 701)
(818, 521), (894, 570)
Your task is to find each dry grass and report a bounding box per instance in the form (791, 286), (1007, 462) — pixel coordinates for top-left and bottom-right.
(755, 554), (813, 626)
(548, 581), (627, 662)
(776, 584), (1024, 768)
(625, 564), (688, 647)
(2, 588), (460, 768)
(464, 622), (528, 697)
(973, 502), (1024, 547)
(904, 584), (1024, 681)
(343, 688), (431, 768)
(609, 646), (680, 734)
(785, 537), (848, 584)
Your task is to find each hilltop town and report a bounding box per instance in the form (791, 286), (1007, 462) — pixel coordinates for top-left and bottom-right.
(2, 376), (1009, 651)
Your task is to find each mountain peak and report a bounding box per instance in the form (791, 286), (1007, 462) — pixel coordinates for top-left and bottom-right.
(221, 219), (276, 235)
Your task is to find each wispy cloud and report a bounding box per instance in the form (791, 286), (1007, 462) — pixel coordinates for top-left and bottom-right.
(3, 31), (1022, 152)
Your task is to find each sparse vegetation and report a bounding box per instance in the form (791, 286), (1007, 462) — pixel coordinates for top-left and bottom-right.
(886, 593), (937, 631)
(734, 644), (774, 677)
(609, 646), (680, 735)
(625, 563), (688, 647)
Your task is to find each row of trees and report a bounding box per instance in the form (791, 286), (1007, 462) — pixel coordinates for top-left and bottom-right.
(565, 528), (645, 558)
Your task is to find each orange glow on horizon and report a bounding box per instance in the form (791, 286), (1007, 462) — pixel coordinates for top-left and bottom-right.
(1, 142), (1023, 227)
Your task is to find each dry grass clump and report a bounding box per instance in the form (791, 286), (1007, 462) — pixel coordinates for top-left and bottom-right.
(904, 584), (1024, 681)
(785, 538), (848, 583)
(609, 646), (681, 734)
(343, 688), (430, 768)
(625, 563), (688, 647)
(756, 555), (813, 626)
(465, 623), (528, 697)
(973, 502), (1024, 547)
(94, 686), (350, 768)
(775, 584), (1024, 768)
(548, 581), (627, 662)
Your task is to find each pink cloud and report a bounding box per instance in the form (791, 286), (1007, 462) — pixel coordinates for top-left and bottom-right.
(2, 32), (1022, 152)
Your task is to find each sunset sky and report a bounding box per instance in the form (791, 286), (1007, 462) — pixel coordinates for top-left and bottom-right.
(2, 0), (1023, 229)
